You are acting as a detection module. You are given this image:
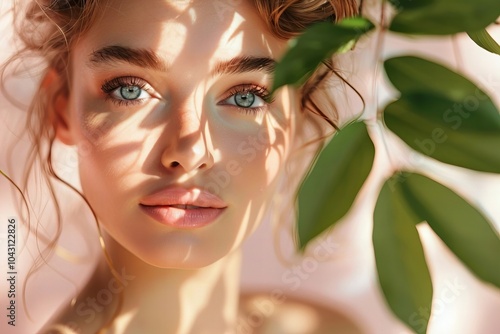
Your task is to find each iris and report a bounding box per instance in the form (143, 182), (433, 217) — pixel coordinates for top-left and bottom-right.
(234, 92), (255, 108)
(120, 86), (142, 100)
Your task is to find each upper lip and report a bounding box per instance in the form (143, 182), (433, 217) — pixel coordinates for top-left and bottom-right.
(139, 187), (227, 209)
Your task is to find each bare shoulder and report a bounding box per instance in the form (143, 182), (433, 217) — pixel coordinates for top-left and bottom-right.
(37, 297), (111, 334)
(238, 292), (363, 334)
(37, 265), (116, 334)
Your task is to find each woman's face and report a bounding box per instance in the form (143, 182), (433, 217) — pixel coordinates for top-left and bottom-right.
(60, 0), (301, 268)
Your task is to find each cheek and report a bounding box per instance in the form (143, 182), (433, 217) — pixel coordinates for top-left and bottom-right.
(73, 95), (154, 170)
(75, 94), (142, 145)
(216, 114), (290, 199)
(76, 140), (137, 220)
(76, 125), (142, 184)
(71, 108), (154, 208)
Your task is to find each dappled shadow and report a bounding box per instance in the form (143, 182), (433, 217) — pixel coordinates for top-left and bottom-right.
(42, 0), (303, 333)
(238, 292), (364, 334)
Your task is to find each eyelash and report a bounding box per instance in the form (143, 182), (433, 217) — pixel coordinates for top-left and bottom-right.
(101, 76), (153, 107)
(100, 77), (274, 113)
(220, 84), (274, 114)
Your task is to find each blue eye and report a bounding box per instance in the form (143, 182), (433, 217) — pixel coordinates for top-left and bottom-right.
(101, 76), (154, 106)
(118, 85), (142, 100)
(220, 85), (271, 111)
(111, 85), (151, 101)
(230, 92), (264, 108)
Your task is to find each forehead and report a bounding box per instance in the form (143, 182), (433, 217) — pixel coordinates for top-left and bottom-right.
(75, 0), (285, 68)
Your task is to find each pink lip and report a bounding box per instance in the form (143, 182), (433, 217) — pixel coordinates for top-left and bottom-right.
(139, 187), (227, 229)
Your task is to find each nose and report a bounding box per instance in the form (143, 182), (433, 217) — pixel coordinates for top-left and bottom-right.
(160, 109), (214, 173)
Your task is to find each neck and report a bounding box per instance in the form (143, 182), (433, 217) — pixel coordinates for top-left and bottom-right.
(98, 233), (241, 334)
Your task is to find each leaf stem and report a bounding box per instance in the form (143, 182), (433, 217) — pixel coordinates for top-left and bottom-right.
(452, 34), (465, 72)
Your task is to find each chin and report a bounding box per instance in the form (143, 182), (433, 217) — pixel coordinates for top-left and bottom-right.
(124, 233), (239, 270)
(142, 252), (228, 270)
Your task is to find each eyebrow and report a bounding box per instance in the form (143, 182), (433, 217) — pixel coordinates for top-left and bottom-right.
(89, 45), (168, 71)
(210, 56), (276, 77)
(88, 45), (275, 76)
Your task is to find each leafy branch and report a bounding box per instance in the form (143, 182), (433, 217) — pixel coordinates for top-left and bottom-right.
(271, 0), (500, 333)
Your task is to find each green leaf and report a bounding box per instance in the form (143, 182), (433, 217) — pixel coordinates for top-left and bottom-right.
(384, 56), (485, 101)
(298, 121), (374, 248)
(400, 173), (500, 288)
(389, 0), (500, 35)
(373, 174), (433, 334)
(385, 94), (500, 173)
(387, 0), (434, 10)
(467, 29), (500, 55)
(383, 56), (500, 173)
(271, 17), (374, 93)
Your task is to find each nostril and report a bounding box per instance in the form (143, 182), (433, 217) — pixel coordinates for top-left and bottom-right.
(166, 161), (210, 170)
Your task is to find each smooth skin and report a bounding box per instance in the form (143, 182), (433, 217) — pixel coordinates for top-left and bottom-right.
(43, 1), (361, 333)
(46, 0), (301, 333)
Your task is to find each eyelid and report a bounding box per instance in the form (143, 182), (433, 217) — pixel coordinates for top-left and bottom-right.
(217, 83), (274, 105)
(101, 76), (154, 95)
(216, 83), (274, 116)
(101, 75), (162, 107)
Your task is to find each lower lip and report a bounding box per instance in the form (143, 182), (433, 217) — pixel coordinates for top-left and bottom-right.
(140, 205), (225, 229)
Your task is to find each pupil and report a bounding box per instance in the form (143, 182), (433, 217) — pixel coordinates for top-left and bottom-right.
(235, 92), (255, 108)
(120, 86), (141, 100)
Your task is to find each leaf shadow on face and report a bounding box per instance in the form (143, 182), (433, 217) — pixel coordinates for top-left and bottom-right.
(63, 1), (303, 333)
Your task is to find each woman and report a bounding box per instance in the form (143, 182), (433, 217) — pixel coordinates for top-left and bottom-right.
(2, 0), (359, 332)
